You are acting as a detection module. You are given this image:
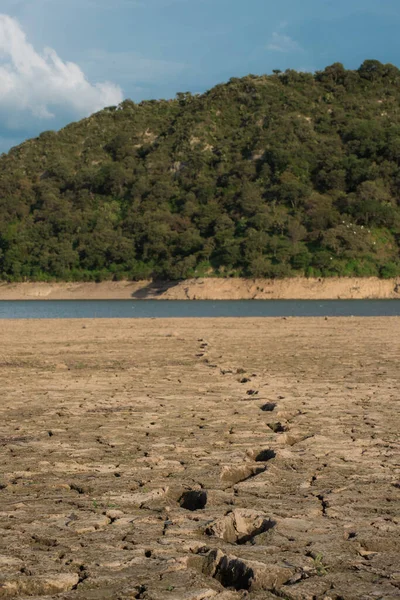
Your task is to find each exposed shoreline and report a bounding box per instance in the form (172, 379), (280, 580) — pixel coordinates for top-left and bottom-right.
(1, 317), (399, 597)
(0, 276), (399, 300)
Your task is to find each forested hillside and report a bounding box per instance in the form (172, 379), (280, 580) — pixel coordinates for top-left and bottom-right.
(1, 60), (400, 281)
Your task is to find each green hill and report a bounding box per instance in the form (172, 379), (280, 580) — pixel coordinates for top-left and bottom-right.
(1, 60), (400, 282)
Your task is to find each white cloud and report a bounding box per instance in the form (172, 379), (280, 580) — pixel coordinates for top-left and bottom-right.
(0, 13), (123, 128)
(267, 32), (303, 53)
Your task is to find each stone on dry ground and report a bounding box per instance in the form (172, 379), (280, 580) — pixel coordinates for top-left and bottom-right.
(0, 317), (399, 599)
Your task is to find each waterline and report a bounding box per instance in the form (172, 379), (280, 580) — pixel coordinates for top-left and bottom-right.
(1, 299), (400, 319)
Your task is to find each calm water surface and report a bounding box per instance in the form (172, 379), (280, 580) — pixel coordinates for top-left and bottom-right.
(0, 299), (400, 319)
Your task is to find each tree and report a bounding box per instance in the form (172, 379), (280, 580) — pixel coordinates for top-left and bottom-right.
(1, 61), (400, 281)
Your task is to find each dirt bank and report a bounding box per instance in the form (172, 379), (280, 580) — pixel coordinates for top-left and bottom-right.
(0, 318), (399, 598)
(0, 276), (400, 300)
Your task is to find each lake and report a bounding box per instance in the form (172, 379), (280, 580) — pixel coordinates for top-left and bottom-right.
(0, 299), (400, 319)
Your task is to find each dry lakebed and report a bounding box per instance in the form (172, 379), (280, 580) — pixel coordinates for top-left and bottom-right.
(0, 317), (399, 599)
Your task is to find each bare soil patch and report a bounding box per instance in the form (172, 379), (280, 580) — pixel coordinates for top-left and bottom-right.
(0, 317), (399, 599)
(1, 276), (400, 299)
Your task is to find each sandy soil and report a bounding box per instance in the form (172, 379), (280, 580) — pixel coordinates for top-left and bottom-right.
(0, 277), (400, 300)
(0, 317), (399, 599)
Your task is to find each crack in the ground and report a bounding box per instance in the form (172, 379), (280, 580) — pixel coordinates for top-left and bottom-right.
(71, 565), (89, 590)
(317, 493), (329, 517)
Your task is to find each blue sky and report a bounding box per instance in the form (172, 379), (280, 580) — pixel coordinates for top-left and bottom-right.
(1, 0), (400, 153)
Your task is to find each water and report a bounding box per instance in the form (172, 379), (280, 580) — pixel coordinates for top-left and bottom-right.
(0, 299), (400, 319)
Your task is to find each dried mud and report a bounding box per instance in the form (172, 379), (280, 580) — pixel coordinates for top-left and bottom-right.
(0, 317), (399, 599)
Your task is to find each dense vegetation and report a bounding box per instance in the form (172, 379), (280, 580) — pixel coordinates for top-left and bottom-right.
(1, 60), (400, 282)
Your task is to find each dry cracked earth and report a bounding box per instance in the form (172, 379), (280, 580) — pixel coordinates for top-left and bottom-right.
(0, 317), (399, 600)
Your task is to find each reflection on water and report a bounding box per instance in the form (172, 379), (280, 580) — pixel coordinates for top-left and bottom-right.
(0, 299), (400, 319)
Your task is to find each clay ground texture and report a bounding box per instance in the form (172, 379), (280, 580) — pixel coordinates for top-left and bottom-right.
(0, 317), (399, 599)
